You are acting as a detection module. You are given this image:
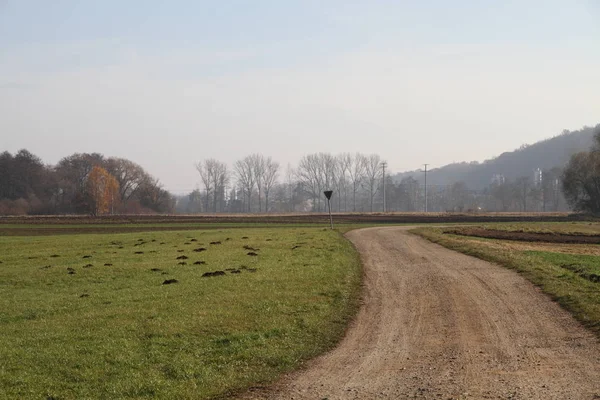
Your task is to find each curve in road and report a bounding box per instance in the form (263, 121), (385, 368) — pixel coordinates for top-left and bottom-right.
(244, 227), (600, 399)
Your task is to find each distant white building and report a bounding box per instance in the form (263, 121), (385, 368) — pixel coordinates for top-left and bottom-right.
(534, 168), (543, 187)
(491, 174), (505, 185)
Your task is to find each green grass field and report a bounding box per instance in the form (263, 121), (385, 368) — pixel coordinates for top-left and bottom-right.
(412, 223), (600, 336)
(0, 227), (361, 399)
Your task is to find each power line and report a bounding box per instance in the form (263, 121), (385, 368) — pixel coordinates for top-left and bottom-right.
(382, 161), (387, 212)
(423, 163), (429, 213)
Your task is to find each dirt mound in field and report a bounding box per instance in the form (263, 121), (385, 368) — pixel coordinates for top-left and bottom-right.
(445, 227), (600, 244)
(202, 271), (225, 277)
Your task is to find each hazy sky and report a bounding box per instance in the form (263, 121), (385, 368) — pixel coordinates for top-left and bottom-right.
(1, 1), (599, 193)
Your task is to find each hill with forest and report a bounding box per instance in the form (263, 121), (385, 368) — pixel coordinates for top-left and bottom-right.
(393, 124), (600, 190)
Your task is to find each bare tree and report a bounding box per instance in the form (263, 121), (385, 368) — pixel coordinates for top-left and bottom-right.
(398, 176), (420, 211)
(449, 181), (470, 212)
(513, 176), (531, 212)
(105, 158), (147, 203)
(561, 130), (600, 213)
(250, 154), (266, 212)
(347, 153), (366, 211)
(319, 153), (337, 196)
(363, 154), (382, 212)
(284, 163), (297, 212)
(542, 168), (563, 211)
(137, 175), (174, 213)
(234, 156), (256, 212)
(196, 160), (213, 212)
(491, 181), (512, 211)
(187, 189), (202, 213)
(211, 161), (229, 213)
(55, 153), (105, 213)
(296, 153), (337, 211)
(263, 157), (280, 212)
(335, 153), (352, 211)
(195, 159), (229, 213)
(297, 154), (321, 211)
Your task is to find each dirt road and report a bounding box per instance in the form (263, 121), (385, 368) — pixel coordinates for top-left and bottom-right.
(244, 227), (600, 399)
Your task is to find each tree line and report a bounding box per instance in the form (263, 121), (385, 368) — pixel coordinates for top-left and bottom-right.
(178, 153), (388, 214)
(2, 141), (598, 215)
(562, 130), (600, 213)
(405, 168), (566, 213)
(0, 150), (173, 215)
(178, 152), (570, 214)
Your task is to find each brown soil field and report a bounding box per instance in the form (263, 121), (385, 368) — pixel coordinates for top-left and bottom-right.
(0, 212), (582, 225)
(445, 227), (600, 244)
(0, 213), (587, 236)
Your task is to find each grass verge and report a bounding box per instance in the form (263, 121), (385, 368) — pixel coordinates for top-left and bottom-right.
(411, 226), (600, 337)
(0, 227), (362, 399)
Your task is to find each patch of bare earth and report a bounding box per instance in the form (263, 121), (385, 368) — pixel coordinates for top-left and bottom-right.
(475, 239), (600, 256)
(242, 227), (600, 400)
(445, 227), (600, 244)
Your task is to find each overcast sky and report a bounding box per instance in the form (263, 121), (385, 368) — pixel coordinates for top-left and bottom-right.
(1, 1), (599, 193)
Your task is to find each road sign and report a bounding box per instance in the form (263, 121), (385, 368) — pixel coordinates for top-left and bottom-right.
(324, 190), (333, 200)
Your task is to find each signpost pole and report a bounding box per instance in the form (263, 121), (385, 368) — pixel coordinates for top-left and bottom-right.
(327, 197), (333, 229)
(324, 190), (334, 229)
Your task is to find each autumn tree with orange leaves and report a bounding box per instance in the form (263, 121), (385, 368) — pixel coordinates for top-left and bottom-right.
(87, 166), (120, 216)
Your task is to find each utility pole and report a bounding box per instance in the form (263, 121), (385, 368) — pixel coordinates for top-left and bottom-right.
(382, 161), (387, 212)
(423, 164), (429, 213)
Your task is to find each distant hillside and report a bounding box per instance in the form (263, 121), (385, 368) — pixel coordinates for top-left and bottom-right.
(393, 124), (599, 190)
